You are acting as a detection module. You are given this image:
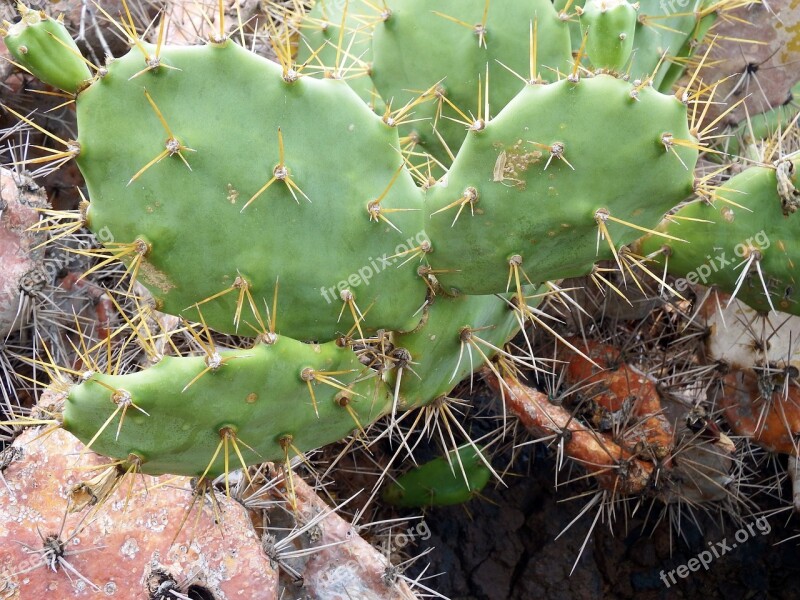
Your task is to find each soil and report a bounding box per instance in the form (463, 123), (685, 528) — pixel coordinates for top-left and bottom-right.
(396, 392), (800, 600)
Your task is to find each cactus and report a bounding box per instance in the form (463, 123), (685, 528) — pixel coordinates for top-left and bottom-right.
(721, 82), (800, 160)
(73, 40), (427, 341)
(424, 73), (697, 295)
(296, 0), (385, 111)
(388, 287), (542, 410)
(579, 0), (638, 73)
(382, 444), (492, 507)
(7, 3), (791, 586)
(637, 157), (800, 315)
(64, 337), (392, 476)
(369, 0), (572, 167)
(0, 0), (715, 484)
(2, 5), (92, 94)
(556, 0), (725, 91)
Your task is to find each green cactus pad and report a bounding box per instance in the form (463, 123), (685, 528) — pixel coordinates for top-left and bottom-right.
(638, 158), (800, 315)
(388, 287), (543, 410)
(297, 0), (384, 111)
(656, 4), (717, 93)
(75, 40), (427, 341)
(722, 88), (800, 160)
(382, 444), (491, 507)
(626, 0), (714, 90)
(64, 336), (392, 476)
(424, 74), (697, 294)
(370, 0), (572, 166)
(3, 5), (92, 94)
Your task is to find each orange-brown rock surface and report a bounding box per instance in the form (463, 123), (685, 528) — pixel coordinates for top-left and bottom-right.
(0, 426), (278, 599)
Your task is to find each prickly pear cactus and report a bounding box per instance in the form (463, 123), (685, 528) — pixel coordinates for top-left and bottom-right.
(66, 338), (392, 476)
(638, 157), (800, 315)
(296, 0), (385, 111)
(556, 0), (722, 91)
(424, 74), (697, 294)
(77, 41), (428, 341)
(579, 0), (638, 73)
(8, 0), (800, 594)
(388, 288), (542, 410)
(3, 4), (92, 93)
(0, 0), (709, 487)
(383, 444), (491, 507)
(370, 0), (572, 165)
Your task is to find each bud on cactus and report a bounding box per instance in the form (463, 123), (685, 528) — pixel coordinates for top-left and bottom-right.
(3, 4), (92, 94)
(579, 0), (638, 72)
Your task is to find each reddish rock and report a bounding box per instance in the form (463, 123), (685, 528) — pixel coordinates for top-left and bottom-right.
(0, 168), (47, 337)
(265, 465), (420, 600)
(0, 426), (278, 599)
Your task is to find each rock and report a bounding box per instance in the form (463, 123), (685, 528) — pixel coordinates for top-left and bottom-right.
(0, 425), (278, 599)
(0, 168), (47, 337)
